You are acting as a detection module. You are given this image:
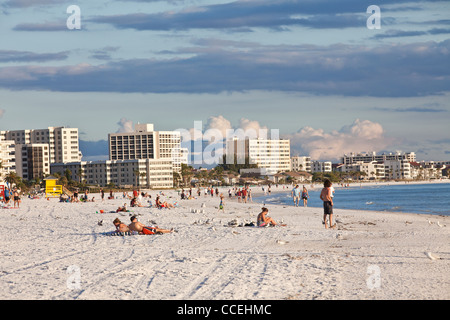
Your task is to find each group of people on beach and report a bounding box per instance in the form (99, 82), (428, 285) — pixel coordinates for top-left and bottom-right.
(291, 185), (309, 207)
(1, 187), (21, 208)
(258, 179), (336, 229)
(113, 216), (174, 235)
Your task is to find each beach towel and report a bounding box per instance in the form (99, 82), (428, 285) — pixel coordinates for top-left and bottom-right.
(103, 231), (140, 236)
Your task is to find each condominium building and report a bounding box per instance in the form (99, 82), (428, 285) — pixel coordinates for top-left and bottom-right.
(0, 127), (82, 164)
(311, 161), (332, 173)
(108, 123), (184, 172)
(342, 151), (416, 165)
(384, 160), (411, 180)
(51, 158), (173, 189)
(290, 156), (311, 172)
(336, 161), (385, 179)
(15, 144), (50, 181)
(225, 137), (291, 173)
(0, 138), (15, 182)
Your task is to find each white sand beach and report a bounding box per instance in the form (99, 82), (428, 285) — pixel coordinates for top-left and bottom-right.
(0, 184), (449, 300)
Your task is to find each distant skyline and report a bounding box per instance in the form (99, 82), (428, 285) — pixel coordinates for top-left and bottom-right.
(1, 0), (449, 162)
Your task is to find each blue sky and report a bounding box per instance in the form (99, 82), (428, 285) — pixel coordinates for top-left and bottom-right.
(0, 0), (449, 162)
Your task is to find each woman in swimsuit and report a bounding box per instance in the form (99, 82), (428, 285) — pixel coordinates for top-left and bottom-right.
(257, 207), (277, 227)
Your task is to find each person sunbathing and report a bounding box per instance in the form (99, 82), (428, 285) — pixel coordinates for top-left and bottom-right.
(113, 218), (130, 232)
(155, 196), (174, 209)
(128, 216), (174, 234)
(116, 203), (128, 212)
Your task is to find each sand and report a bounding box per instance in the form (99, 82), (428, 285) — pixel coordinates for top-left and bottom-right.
(0, 184), (448, 300)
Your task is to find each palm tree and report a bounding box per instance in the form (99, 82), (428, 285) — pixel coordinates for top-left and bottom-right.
(133, 169), (140, 187)
(4, 171), (20, 188)
(181, 164), (194, 187)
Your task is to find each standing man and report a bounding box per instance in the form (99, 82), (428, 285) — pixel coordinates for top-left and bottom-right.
(320, 179), (335, 229)
(291, 185), (300, 207)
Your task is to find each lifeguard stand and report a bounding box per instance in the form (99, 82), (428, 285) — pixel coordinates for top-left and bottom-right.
(44, 176), (63, 197)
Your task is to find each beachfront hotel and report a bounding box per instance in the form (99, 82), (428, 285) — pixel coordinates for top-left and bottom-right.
(290, 156), (311, 172)
(14, 144), (51, 181)
(108, 123), (185, 173)
(225, 137), (291, 174)
(0, 127), (82, 164)
(342, 151), (416, 165)
(51, 158), (174, 189)
(0, 137), (15, 182)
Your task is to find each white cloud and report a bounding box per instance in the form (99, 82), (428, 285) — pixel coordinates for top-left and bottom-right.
(285, 119), (393, 161)
(205, 115), (232, 139)
(116, 117), (134, 133)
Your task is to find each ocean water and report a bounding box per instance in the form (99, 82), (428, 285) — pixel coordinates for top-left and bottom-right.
(253, 183), (450, 216)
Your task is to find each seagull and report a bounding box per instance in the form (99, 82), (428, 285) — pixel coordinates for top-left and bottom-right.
(97, 220), (103, 226)
(425, 252), (441, 261)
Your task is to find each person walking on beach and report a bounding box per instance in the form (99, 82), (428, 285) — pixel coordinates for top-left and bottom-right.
(13, 189), (21, 208)
(4, 188), (11, 205)
(291, 185), (300, 207)
(219, 193), (225, 213)
(301, 185), (309, 207)
(320, 179), (335, 229)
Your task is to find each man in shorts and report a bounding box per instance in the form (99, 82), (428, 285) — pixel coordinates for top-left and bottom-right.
(128, 216), (174, 234)
(320, 179), (335, 229)
(291, 185), (300, 207)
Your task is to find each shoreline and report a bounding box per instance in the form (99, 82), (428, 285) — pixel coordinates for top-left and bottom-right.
(0, 187), (448, 300)
(245, 180), (450, 217)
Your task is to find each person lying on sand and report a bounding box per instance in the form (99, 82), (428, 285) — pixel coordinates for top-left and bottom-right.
(113, 218), (130, 232)
(128, 216), (174, 234)
(257, 207), (278, 227)
(116, 203), (128, 212)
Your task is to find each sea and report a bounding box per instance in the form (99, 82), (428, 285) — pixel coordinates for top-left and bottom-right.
(253, 182), (450, 216)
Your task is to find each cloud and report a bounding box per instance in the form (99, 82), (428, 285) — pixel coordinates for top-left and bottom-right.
(3, 0), (70, 8)
(0, 40), (448, 97)
(0, 109), (5, 118)
(205, 115), (232, 139)
(13, 21), (70, 32)
(89, 47), (121, 61)
(285, 119), (394, 161)
(79, 139), (109, 160)
(90, 0), (399, 31)
(116, 118), (134, 133)
(0, 50), (69, 63)
(373, 106), (447, 113)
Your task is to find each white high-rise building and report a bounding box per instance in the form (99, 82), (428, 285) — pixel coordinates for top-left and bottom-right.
(51, 158), (174, 189)
(15, 144), (51, 180)
(311, 161), (332, 173)
(342, 151), (416, 165)
(291, 156), (311, 172)
(0, 138), (15, 182)
(225, 137), (291, 173)
(384, 159), (411, 180)
(0, 127), (82, 164)
(108, 123), (184, 172)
